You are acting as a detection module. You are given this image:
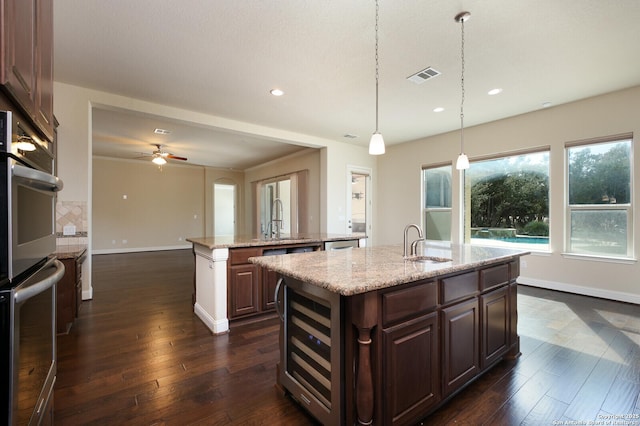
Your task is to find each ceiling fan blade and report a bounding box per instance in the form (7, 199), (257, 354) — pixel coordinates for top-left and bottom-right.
(167, 155), (188, 161)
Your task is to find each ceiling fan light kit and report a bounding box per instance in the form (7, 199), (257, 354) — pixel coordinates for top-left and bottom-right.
(143, 143), (188, 167)
(152, 156), (167, 165)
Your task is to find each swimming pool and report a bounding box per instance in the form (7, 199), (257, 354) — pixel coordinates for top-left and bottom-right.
(499, 236), (549, 244)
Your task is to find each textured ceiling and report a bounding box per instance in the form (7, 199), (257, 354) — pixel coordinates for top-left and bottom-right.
(54, 0), (640, 168)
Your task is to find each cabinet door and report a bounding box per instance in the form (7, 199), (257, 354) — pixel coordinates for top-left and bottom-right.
(262, 268), (278, 311)
(442, 298), (479, 397)
(35, 0), (53, 139)
(481, 286), (509, 369)
(56, 259), (75, 334)
(383, 312), (440, 425)
(228, 264), (259, 318)
(2, 0), (37, 114)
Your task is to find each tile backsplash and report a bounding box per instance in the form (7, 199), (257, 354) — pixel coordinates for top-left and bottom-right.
(56, 200), (88, 246)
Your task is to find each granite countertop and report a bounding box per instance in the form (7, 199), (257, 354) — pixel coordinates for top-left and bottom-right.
(187, 233), (366, 250)
(249, 241), (529, 296)
(55, 244), (88, 260)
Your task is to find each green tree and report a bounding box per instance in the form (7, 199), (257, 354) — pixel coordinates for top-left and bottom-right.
(470, 171), (549, 232)
(569, 142), (630, 204)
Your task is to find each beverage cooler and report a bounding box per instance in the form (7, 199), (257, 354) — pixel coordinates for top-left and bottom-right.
(275, 276), (344, 425)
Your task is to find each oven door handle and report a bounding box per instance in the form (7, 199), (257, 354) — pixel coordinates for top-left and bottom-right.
(14, 260), (65, 304)
(12, 163), (64, 192)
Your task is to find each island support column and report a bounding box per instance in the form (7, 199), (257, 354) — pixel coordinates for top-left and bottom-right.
(351, 292), (378, 425)
(193, 245), (229, 334)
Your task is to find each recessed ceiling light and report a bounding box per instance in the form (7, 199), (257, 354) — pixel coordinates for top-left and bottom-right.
(433, 107), (444, 113)
(488, 88), (502, 96)
(154, 128), (170, 135)
(542, 101), (552, 108)
(270, 89), (284, 96)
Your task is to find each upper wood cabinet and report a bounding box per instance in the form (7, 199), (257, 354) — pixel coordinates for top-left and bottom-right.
(1, 0), (54, 141)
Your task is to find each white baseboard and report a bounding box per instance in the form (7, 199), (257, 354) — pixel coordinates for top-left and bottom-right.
(82, 287), (93, 301)
(518, 276), (640, 305)
(92, 244), (192, 255)
(194, 303), (229, 335)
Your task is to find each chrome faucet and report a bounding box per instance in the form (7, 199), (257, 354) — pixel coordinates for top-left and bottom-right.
(270, 198), (284, 239)
(403, 224), (424, 258)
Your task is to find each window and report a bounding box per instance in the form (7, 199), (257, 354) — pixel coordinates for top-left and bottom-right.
(465, 150), (550, 249)
(566, 135), (633, 258)
(422, 164), (452, 241)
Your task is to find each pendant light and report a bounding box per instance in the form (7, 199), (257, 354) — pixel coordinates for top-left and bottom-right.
(369, 0), (385, 155)
(455, 11), (470, 170)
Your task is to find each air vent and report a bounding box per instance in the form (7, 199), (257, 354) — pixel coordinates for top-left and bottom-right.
(407, 67), (441, 84)
(154, 128), (171, 135)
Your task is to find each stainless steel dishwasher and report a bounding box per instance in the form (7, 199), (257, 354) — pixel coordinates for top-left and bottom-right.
(323, 239), (359, 251)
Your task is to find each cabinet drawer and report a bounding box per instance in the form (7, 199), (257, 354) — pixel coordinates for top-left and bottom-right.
(229, 248), (261, 265)
(441, 271), (478, 305)
(382, 280), (437, 326)
(480, 264), (509, 292)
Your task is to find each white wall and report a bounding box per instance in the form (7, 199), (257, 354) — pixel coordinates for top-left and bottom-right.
(378, 85), (640, 303)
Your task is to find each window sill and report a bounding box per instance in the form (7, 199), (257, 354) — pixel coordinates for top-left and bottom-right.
(561, 252), (637, 264)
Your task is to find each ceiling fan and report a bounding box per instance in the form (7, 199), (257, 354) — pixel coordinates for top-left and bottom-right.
(143, 144), (188, 165)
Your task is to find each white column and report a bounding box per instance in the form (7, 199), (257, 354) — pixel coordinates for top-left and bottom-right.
(193, 245), (229, 334)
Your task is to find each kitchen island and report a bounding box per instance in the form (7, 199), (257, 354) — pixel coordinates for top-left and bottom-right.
(187, 233), (365, 334)
(249, 241), (529, 425)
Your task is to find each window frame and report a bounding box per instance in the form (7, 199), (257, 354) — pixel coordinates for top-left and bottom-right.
(564, 133), (634, 260)
(464, 147), (551, 251)
(422, 162), (453, 241)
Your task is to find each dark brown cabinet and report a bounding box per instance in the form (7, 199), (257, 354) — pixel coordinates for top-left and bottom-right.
(340, 259), (522, 425)
(228, 244), (321, 320)
(56, 250), (86, 334)
(228, 248), (261, 318)
(382, 312), (440, 425)
(1, 0), (54, 140)
(442, 298), (480, 397)
(481, 285), (509, 368)
(262, 268), (279, 311)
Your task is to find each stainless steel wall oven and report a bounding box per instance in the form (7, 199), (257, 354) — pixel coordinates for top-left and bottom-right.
(0, 109), (65, 425)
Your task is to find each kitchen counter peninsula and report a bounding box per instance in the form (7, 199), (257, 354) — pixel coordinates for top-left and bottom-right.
(249, 241), (529, 425)
(187, 233), (365, 334)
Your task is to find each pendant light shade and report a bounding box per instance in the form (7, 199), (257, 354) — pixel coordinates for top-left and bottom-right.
(369, 132), (385, 155)
(456, 153), (469, 169)
(455, 11), (470, 170)
(369, 0), (385, 156)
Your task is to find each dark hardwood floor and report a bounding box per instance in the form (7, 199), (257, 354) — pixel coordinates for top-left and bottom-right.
(55, 250), (640, 425)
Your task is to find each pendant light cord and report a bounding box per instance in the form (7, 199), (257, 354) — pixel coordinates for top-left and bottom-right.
(459, 16), (465, 153)
(374, 0), (380, 133)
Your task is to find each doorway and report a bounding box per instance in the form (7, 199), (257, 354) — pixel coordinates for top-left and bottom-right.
(214, 183), (236, 237)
